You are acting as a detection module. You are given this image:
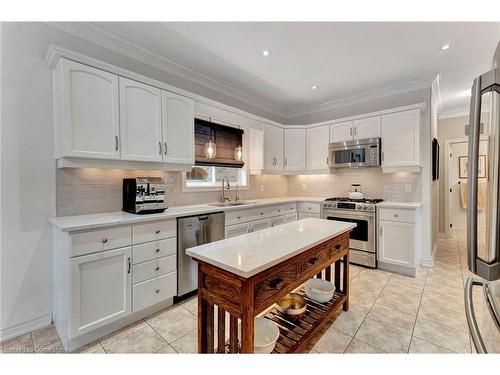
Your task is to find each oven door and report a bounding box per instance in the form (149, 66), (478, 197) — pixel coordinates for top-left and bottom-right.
(323, 210), (375, 253)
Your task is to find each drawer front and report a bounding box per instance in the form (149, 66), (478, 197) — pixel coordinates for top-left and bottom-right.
(300, 247), (331, 276)
(298, 202), (320, 214)
(133, 271), (177, 312)
(225, 223), (250, 238)
(298, 212), (320, 220)
(270, 215), (286, 227)
(285, 212), (297, 223)
(270, 203), (296, 217)
(254, 263), (298, 306)
(225, 207), (270, 226)
(133, 255), (176, 284)
(249, 218), (271, 232)
(132, 219), (176, 244)
(70, 226), (132, 257)
(132, 237), (176, 264)
(378, 207), (416, 223)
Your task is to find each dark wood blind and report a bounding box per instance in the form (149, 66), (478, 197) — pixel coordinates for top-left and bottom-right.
(194, 118), (244, 168)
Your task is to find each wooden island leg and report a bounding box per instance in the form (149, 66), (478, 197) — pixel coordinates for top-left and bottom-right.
(342, 253), (350, 311)
(239, 282), (255, 353)
(198, 296), (215, 353)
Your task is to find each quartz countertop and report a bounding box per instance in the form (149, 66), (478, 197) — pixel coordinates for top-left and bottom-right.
(376, 201), (422, 209)
(50, 196), (326, 232)
(186, 218), (356, 278)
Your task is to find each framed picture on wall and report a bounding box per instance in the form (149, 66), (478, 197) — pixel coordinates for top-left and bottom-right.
(459, 155), (487, 179)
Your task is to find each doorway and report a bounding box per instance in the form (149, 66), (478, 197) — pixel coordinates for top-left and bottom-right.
(445, 137), (488, 238)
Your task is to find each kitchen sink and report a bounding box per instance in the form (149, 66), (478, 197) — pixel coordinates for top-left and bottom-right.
(208, 201), (255, 207)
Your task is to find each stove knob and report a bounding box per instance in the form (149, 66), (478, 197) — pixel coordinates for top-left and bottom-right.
(362, 205), (368, 210)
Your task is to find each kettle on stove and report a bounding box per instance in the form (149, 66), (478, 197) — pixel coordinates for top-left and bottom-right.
(348, 184), (364, 200)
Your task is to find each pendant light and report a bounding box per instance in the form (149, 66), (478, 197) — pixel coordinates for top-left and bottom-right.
(204, 119), (216, 159)
(234, 145), (243, 162)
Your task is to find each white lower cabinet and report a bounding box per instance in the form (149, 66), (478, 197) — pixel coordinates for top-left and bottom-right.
(133, 271), (177, 313)
(297, 202), (321, 220)
(298, 212), (321, 219)
(69, 246), (132, 339)
(377, 206), (420, 276)
(225, 223), (250, 238)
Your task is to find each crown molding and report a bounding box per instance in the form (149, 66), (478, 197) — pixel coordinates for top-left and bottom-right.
(439, 107), (470, 120)
(45, 22), (290, 120)
(45, 22), (437, 124)
(287, 74), (438, 119)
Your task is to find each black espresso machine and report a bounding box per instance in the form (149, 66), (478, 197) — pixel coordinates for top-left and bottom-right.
(123, 177), (167, 214)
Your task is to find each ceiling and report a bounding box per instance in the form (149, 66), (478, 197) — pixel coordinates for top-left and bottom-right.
(91, 22), (500, 120)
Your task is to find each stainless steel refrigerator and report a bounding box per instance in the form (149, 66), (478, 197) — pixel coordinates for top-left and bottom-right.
(466, 68), (500, 353)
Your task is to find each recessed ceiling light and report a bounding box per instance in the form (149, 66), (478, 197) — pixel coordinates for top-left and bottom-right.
(262, 50), (270, 56)
(441, 44), (451, 50)
(312, 85), (318, 90)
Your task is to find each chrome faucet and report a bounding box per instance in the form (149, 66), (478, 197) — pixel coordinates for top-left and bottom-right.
(221, 178), (231, 204)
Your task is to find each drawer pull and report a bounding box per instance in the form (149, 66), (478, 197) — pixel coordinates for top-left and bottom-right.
(269, 277), (284, 289)
(260, 212), (264, 215)
(394, 214), (398, 217)
(102, 238), (108, 244)
(155, 230), (160, 234)
(308, 256), (319, 265)
(155, 266), (160, 271)
(308, 207), (311, 210)
(127, 257), (131, 274)
(237, 216), (241, 219)
(156, 248), (160, 253)
(335, 244), (342, 250)
(155, 289), (160, 294)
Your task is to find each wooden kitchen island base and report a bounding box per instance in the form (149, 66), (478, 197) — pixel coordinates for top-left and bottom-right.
(195, 231), (351, 354)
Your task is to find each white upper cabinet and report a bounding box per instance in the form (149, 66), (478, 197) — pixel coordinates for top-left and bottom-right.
(284, 128), (306, 171)
(353, 116), (381, 139)
(381, 109), (421, 171)
(248, 128), (264, 173)
(161, 91), (195, 165)
(263, 123), (284, 171)
(119, 77), (163, 162)
(54, 59), (120, 160)
(307, 125), (330, 171)
(330, 120), (354, 142)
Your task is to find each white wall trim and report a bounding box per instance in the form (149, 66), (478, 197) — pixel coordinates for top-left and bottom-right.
(0, 314), (52, 342)
(46, 22), (290, 121)
(439, 107), (470, 120)
(288, 74), (437, 119)
(421, 243), (436, 267)
(45, 22), (436, 124)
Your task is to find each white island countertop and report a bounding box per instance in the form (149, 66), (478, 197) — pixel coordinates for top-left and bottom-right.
(186, 218), (356, 278)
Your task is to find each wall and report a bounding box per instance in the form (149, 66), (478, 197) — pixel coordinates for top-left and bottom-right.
(56, 169), (287, 216)
(287, 169), (421, 202)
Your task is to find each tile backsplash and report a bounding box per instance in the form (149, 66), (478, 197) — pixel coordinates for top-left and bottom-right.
(286, 168), (421, 202)
(56, 167), (421, 217)
(56, 168), (288, 216)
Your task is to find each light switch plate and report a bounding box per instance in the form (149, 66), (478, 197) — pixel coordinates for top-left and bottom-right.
(405, 184), (412, 193)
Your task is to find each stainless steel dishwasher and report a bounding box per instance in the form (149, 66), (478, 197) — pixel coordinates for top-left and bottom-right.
(177, 212), (224, 298)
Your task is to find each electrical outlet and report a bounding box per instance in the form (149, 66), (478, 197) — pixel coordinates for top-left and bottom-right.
(260, 184), (264, 192)
(301, 183), (307, 192)
(405, 184), (412, 193)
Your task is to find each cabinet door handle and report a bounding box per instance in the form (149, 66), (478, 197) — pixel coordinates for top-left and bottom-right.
(354, 126), (357, 136)
(155, 248), (160, 253)
(155, 229), (160, 234)
(380, 226), (383, 236)
(284, 158), (287, 167)
(155, 266), (160, 271)
(115, 136), (119, 151)
(102, 238), (108, 244)
(350, 128), (352, 136)
(158, 142), (162, 155)
(381, 152), (384, 162)
(164, 142), (168, 156)
(269, 277), (284, 289)
(127, 257), (131, 274)
(155, 289), (160, 294)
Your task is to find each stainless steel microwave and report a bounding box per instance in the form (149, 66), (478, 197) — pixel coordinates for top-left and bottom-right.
(328, 138), (381, 169)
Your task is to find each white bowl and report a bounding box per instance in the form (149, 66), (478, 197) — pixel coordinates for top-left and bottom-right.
(239, 317), (280, 354)
(304, 279), (335, 303)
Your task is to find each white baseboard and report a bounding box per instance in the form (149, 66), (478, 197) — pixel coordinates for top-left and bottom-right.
(421, 242), (437, 267)
(0, 314), (52, 342)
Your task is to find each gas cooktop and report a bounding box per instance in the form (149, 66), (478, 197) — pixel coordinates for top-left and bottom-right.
(324, 197), (384, 204)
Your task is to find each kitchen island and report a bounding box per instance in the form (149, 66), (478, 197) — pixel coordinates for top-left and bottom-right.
(186, 218), (356, 354)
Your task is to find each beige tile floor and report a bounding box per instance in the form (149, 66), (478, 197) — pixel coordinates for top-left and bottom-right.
(2, 231), (499, 354)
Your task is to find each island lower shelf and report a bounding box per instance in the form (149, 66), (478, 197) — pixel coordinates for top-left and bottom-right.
(193, 230), (351, 354)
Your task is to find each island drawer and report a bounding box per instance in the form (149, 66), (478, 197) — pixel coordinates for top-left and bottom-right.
(300, 247), (331, 275)
(70, 225), (132, 257)
(297, 202), (320, 214)
(270, 203), (296, 217)
(225, 207), (270, 226)
(378, 207), (416, 223)
(132, 219), (176, 244)
(254, 263), (299, 306)
(133, 254), (176, 284)
(132, 271), (177, 312)
(132, 237), (176, 264)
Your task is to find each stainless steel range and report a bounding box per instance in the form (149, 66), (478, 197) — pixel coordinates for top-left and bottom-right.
(321, 197), (383, 268)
